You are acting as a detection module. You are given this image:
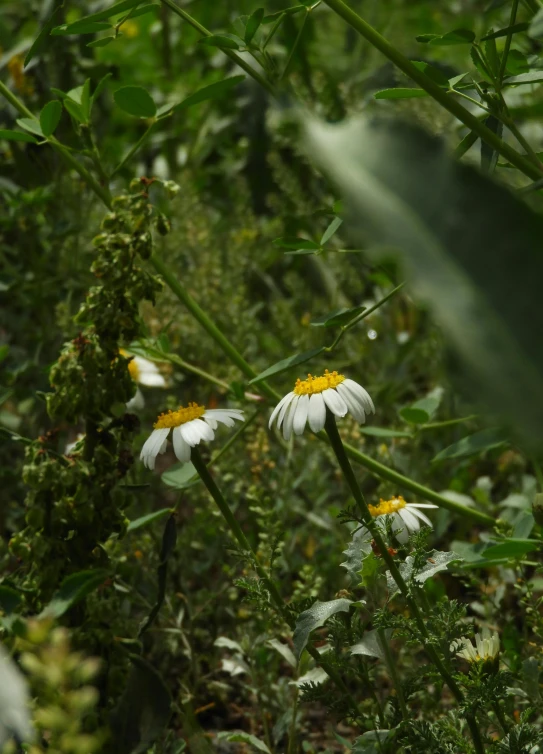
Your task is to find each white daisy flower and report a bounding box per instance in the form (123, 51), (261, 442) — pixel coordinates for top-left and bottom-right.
(453, 627), (500, 664)
(121, 350), (166, 411)
(364, 495), (438, 543)
(140, 402), (244, 470)
(269, 369), (374, 440)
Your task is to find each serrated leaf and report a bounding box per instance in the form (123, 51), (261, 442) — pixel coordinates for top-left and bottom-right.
(127, 508), (172, 533)
(110, 655), (171, 754)
(304, 116), (543, 445)
(273, 236), (320, 250)
(375, 88), (428, 99)
(341, 530), (373, 581)
(482, 22), (529, 40)
(293, 599), (352, 660)
(15, 118), (43, 137)
(199, 35), (241, 50)
(39, 100), (62, 137)
(433, 428), (507, 462)
(386, 550), (461, 595)
(114, 86), (156, 118)
(320, 216), (343, 244)
(245, 8), (264, 44)
(40, 569), (108, 618)
(350, 628), (391, 660)
(416, 29), (475, 45)
(0, 129), (38, 143)
(482, 539), (538, 559)
(310, 305), (365, 328)
(248, 347), (324, 385)
(161, 461), (197, 489)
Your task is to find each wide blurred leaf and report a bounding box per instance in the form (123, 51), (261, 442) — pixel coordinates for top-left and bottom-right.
(114, 86), (156, 118)
(40, 569), (108, 618)
(245, 8), (265, 44)
(433, 428), (507, 461)
(481, 23), (529, 40)
(127, 508), (172, 533)
(293, 598), (352, 660)
(416, 29), (475, 45)
(248, 347), (324, 384)
(310, 305), (365, 328)
(162, 76), (245, 115)
(199, 35), (241, 50)
(482, 539), (539, 559)
(375, 88), (428, 99)
(305, 116), (543, 445)
(0, 130), (38, 143)
(39, 101), (62, 137)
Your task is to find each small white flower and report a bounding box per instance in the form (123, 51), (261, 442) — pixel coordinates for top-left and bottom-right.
(362, 495), (438, 543)
(140, 403), (244, 470)
(121, 350), (166, 410)
(453, 627), (500, 664)
(269, 369), (374, 440)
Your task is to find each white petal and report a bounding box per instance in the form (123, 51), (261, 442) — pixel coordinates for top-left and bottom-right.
(138, 372), (166, 387)
(293, 394), (309, 435)
(140, 428), (170, 470)
(283, 395), (299, 440)
(399, 508), (420, 532)
(204, 409), (244, 420)
(126, 388), (145, 411)
(336, 382), (365, 423)
(172, 426), (192, 463)
(343, 379), (375, 414)
(392, 513), (408, 543)
(203, 416), (218, 430)
(475, 633), (484, 657)
(409, 503), (439, 509)
(322, 388), (348, 418)
(269, 393), (293, 429)
(277, 393), (296, 430)
(308, 393), (326, 432)
(406, 506), (433, 527)
(180, 418), (210, 446)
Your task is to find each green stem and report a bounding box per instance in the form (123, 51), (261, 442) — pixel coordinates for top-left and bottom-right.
(190, 446), (362, 718)
(454, 129), (479, 160)
(499, 0), (520, 83)
(419, 415), (478, 430)
(503, 115), (543, 171)
(378, 629), (408, 719)
(321, 0), (542, 181)
(324, 414), (485, 754)
(159, 0), (276, 96)
(111, 122), (157, 177)
(263, 12), (286, 49)
(280, 10), (309, 82)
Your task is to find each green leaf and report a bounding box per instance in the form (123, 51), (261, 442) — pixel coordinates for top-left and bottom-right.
(15, 118), (43, 137)
(110, 654), (172, 754)
(386, 550), (462, 595)
(360, 426), (412, 438)
(39, 101), (62, 137)
(217, 732), (270, 754)
(87, 36), (116, 47)
(350, 628), (391, 660)
(399, 407), (429, 425)
(91, 72), (113, 113)
(63, 98), (86, 123)
(127, 508), (172, 533)
(432, 428), (507, 462)
(161, 462), (197, 489)
(506, 50), (530, 75)
(504, 71), (543, 86)
(245, 8), (264, 44)
(25, 4), (64, 67)
(529, 7), (543, 38)
(304, 116), (543, 444)
(248, 347), (324, 385)
(320, 216), (343, 245)
(410, 60), (450, 86)
(138, 515), (177, 636)
(162, 75), (245, 115)
(0, 129), (38, 143)
(129, 3), (160, 19)
(484, 36), (500, 77)
(52, 21), (112, 35)
(0, 586), (23, 614)
(293, 598), (352, 660)
(482, 539), (539, 559)
(471, 45), (494, 82)
(273, 236), (320, 250)
(263, 6), (305, 22)
(52, 0), (145, 26)
(310, 305), (365, 328)
(411, 391), (442, 419)
(375, 88), (428, 99)
(416, 29), (475, 45)
(114, 86), (157, 118)
(199, 35), (241, 50)
(481, 22), (529, 40)
(40, 569), (108, 618)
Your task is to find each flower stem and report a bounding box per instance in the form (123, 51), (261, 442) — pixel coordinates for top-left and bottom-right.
(378, 629), (408, 719)
(498, 0), (520, 84)
(320, 0), (541, 181)
(324, 414), (485, 754)
(190, 446), (362, 719)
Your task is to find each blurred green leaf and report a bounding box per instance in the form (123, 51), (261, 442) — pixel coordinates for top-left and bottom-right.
(360, 426), (412, 438)
(52, 0), (144, 25)
(245, 8), (264, 44)
(114, 86), (156, 118)
(416, 29), (475, 45)
(411, 60), (450, 86)
(320, 216), (343, 244)
(433, 428), (507, 462)
(40, 569), (108, 618)
(399, 407), (429, 425)
(482, 539), (539, 559)
(52, 21), (112, 35)
(504, 71), (543, 86)
(24, 4), (64, 66)
(310, 305), (365, 328)
(162, 462), (197, 489)
(217, 732), (270, 754)
(127, 508), (172, 533)
(15, 118), (43, 137)
(375, 88), (428, 99)
(39, 101), (62, 137)
(161, 76), (245, 115)
(87, 36), (116, 47)
(0, 129), (38, 143)
(273, 237), (320, 250)
(305, 116), (543, 445)
(481, 23), (529, 40)
(199, 35), (241, 50)
(505, 50), (530, 75)
(0, 586), (22, 614)
(529, 7), (543, 38)
(248, 347), (324, 384)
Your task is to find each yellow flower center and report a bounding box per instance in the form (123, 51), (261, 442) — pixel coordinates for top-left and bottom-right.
(293, 369), (345, 396)
(154, 403), (205, 429)
(368, 496), (407, 518)
(120, 349), (140, 382)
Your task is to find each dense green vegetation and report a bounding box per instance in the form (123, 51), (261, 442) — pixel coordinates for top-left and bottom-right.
(2, 1), (543, 752)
